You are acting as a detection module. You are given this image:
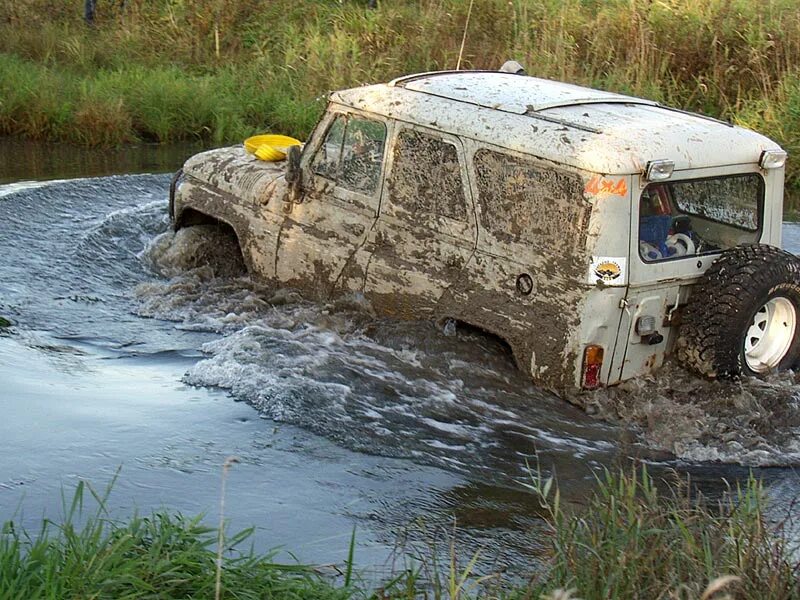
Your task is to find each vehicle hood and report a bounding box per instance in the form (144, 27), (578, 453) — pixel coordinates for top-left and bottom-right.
(182, 145), (286, 205)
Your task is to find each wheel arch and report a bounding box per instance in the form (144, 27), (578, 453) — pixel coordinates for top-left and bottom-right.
(172, 206), (249, 273)
(174, 206), (232, 231)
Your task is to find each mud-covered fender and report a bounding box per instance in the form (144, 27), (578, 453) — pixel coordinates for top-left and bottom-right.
(169, 168), (184, 226)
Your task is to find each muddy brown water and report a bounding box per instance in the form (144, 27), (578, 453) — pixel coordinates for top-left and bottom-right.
(1, 139), (799, 575)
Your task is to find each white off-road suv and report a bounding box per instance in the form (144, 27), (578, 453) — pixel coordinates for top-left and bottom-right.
(170, 68), (800, 393)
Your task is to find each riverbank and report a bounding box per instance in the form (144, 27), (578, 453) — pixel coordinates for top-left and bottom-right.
(0, 136), (206, 183)
(1, 0), (799, 206)
(2, 469), (797, 599)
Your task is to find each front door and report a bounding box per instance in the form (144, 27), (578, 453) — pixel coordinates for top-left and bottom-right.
(275, 111), (389, 299)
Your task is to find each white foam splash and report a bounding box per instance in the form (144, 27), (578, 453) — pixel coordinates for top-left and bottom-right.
(0, 179), (70, 198)
(582, 363), (800, 466)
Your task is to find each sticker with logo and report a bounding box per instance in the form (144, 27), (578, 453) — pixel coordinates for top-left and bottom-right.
(584, 175), (628, 197)
(589, 256), (627, 286)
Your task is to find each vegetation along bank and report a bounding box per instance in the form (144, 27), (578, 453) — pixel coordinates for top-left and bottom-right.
(1, 0), (799, 205)
(1, 469), (798, 598)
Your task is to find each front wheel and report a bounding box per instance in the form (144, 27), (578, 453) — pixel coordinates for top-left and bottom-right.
(676, 244), (800, 378)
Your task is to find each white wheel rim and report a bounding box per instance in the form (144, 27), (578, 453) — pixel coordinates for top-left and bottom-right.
(744, 296), (797, 373)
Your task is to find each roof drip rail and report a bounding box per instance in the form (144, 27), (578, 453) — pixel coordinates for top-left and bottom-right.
(528, 99), (659, 112)
(526, 112), (603, 134)
(389, 70), (500, 87)
(658, 105), (735, 128)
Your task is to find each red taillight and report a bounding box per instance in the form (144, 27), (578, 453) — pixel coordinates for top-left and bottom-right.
(582, 345), (604, 390)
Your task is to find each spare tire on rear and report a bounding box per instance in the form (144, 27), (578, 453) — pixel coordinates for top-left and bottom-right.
(676, 244), (800, 379)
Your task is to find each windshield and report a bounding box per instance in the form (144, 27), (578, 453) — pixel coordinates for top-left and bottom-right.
(638, 174), (763, 262)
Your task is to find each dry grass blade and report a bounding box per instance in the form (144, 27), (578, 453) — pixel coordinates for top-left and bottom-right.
(215, 455), (240, 600)
(699, 575), (740, 600)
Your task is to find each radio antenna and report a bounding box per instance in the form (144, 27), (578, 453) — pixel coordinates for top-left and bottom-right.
(456, 0), (475, 70)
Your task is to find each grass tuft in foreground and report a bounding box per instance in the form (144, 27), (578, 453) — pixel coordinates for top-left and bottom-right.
(1, 469), (797, 599)
(0, 479), (352, 599)
(523, 465), (800, 600)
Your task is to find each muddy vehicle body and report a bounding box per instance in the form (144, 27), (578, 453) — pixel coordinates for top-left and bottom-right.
(171, 70), (800, 393)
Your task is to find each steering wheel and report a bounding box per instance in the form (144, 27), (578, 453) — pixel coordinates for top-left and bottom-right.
(665, 233), (696, 257)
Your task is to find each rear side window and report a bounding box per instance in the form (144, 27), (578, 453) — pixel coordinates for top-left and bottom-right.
(672, 176), (759, 231)
(312, 114), (386, 196)
(638, 174), (762, 262)
(473, 149), (588, 251)
(387, 129), (468, 222)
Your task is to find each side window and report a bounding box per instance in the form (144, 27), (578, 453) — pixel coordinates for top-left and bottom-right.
(388, 129), (468, 222)
(473, 149), (588, 251)
(638, 175), (762, 262)
(339, 119), (387, 195)
(311, 114), (386, 196)
(312, 115), (345, 180)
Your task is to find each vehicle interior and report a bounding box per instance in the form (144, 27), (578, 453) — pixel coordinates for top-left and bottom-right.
(638, 174), (763, 262)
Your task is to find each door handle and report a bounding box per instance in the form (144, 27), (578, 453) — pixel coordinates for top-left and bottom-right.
(343, 222), (366, 237)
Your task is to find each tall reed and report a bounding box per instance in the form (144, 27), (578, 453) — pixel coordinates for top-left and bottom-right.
(524, 465), (800, 599)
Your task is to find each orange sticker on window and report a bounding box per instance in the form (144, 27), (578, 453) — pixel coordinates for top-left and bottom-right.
(584, 176), (628, 197)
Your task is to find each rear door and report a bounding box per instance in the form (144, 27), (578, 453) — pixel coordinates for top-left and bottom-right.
(609, 168), (765, 382)
(459, 144), (599, 387)
(363, 125), (478, 318)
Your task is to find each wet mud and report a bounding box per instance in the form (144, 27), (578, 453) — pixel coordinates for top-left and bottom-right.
(145, 223), (246, 279)
(176, 141), (602, 391)
(578, 364), (800, 466)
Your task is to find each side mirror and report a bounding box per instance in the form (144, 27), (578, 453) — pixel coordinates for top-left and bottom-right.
(285, 145), (302, 202)
(286, 145), (301, 184)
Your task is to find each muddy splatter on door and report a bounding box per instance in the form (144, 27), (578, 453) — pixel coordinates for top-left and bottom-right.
(363, 126), (478, 318)
(452, 144), (594, 390)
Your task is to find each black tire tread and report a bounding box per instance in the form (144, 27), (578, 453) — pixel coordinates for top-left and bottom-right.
(675, 244), (800, 378)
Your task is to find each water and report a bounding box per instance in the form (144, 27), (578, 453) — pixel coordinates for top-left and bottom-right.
(1, 141), (799, 574)
(0, 137), (206, 184)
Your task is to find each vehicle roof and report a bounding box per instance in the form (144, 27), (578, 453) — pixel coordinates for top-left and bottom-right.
(329, 71), (781, 176)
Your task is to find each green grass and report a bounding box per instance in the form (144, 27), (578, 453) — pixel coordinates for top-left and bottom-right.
(523, 466), (800, 599)
(0, 55), (320, 146)
(0, 479), (355, 599)
(0, 0), (799, 205)
(1, 468), (797, 599)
